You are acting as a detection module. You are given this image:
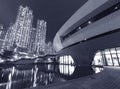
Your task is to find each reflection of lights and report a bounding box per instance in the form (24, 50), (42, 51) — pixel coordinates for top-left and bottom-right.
(34, 58), (39, 63)
(49, 73), (54, 82)
(10, 59), (15, 62)
(19, 52), (28, 55)
(6, 67), (15, 89)
(33, 65), (38, 87)
(48, 58), (52, 63)
(12, 67), (15, 76)
(13, 54), (18, 59)
(92, 67), (103, 73)
(33, 54), (38, 58)
(0, 59), (4, 63)
(18, 56), (22, 59)
(2, 64), (56, 88)
(47, 58), (53, 70)
(25, 55), (30, 59)
(2, 73), (4, 77)
(59, 55), (75, 75)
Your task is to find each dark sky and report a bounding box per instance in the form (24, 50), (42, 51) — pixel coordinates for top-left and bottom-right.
(0, 0), (87, 42)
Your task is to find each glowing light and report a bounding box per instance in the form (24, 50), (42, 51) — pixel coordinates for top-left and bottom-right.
(0, 59), (4, 63)
(88, 21), (91, 24)
(13, 54), (18, 59)
(59, 55), (75, 75)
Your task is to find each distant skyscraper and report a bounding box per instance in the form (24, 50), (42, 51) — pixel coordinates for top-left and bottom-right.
(1, 5), (49, 56)
(0, 24), (7, 51)
(15, 6), (33, 52)
(7, 24), (16, 50)
(2, 6), (33, 52)
(0, 24), (6, 39)
(28, 27), (36, 53)
(45, 41), (56, 55)
(35, 20), (47, 55)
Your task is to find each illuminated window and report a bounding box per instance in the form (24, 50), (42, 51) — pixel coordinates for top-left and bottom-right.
(104, 49), (113, 66)
(116, 47), (120, 62)
(93, 51), (103, 66)
(92, 51), (104, 73)
(93, 47), (120, 73)
(59, 55), (75, 76)
(110, 48), (119, 66)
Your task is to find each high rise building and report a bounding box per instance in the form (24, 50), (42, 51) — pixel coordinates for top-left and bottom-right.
(1, 5), (49, 56)
(15, 6), (33, 52)
(1, 24), (15, 51)
(2, 6), (33, 52)
(0, 24), (7, 51)
(35, 20), (47, 55)
(28, 27), (36, 54)
(0, 24), (6, 39)
(6, 24), (16, 50)
(45, 41), (56, 55)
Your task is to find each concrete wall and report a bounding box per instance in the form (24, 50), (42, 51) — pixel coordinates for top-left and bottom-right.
(63, 10), (120, 47)
(53, 0), (120, 51)
(57, 30), (120, 65)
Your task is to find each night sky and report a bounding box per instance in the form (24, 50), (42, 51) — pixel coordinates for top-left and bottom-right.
(0, 0), (87, 42)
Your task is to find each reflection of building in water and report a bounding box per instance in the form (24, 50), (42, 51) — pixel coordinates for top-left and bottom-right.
(1, 65), (56, 89)
(33, 65), (38, 87)
(5, 67), (15, 89)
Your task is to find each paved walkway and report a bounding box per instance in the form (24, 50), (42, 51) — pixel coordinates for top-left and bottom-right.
(27, 67), (120, 89)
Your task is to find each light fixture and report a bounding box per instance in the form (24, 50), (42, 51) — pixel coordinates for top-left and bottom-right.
(114, 6), (118, 10)
(88, 21), (91, 24)
(79, 27), (81, 29)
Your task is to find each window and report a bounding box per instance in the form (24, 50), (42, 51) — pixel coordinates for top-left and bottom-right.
(104, 49), (113, 66)
(93, 47), (120, 73)
(93, 51), (103, 66)
(110, 48), (119, 66)
(59, 55), (75, 76)
(92, 51), (104, 73)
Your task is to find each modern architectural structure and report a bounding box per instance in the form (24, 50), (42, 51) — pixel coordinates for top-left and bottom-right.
(45, 42), (56, 55)
(1, 5), (49, 56)
(35, 20), (47, 55)
(28, 27), (36, 54)
(53, 0), (120, 74)
(3, 24), (16, 51)
(15, 6), (33, 52)
(92, 47), (120, 73)
(0, 24), (6, 50)
(2, 6), (33, 52)
(0, 24), (6, 40)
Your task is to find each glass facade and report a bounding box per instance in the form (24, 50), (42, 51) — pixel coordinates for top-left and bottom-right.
(59, 55), (75, 76)
(92, 47), (120, 73)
